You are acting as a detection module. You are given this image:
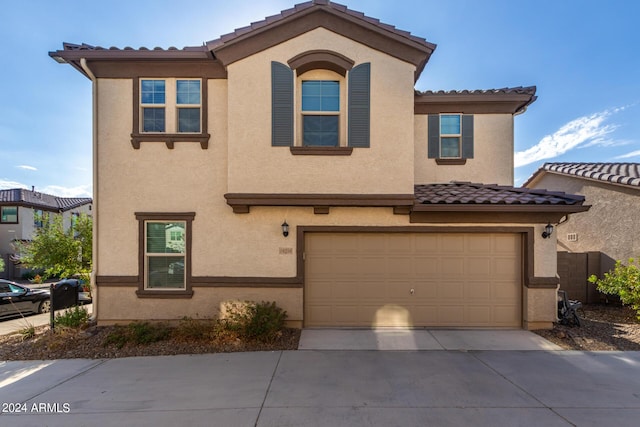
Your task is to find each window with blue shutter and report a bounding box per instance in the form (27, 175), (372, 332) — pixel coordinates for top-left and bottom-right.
(428, 114), (474, 159)
(271, 62), (294, 146)
(348, 62), (370, 148)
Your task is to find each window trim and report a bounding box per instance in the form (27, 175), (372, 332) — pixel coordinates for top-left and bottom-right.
(1, 206), (18, 224)
(135, 212), (195, 298)
(132, 78), (209, 149)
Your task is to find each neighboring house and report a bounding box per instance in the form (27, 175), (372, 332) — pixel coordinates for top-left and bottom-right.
(0, 188), (92, 279)
(50, 0), (588, 330)
(524, 162), (639, 301)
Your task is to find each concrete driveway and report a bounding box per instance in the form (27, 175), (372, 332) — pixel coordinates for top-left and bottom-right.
(1, 350), (639, 426)
(299, 328), (561, 350)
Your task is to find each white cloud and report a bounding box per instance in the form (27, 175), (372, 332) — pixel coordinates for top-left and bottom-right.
(40, 185), (92, 198)
(614, 149), (640, 159)
(0, 180), (28, 190)
(0, 180), (92, 198)
(17, 165), (37, 171)
(515, 109), (619, 168)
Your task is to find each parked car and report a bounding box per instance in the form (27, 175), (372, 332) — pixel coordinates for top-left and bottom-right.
(0, 279), (51, 318)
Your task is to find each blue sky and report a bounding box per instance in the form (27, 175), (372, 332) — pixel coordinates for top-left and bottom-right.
(1, 0), (638, 197)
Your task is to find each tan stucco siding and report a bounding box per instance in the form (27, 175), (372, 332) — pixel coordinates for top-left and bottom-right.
(414, 114), (514, 185)
(95, 79), (229, 276)
(98, 287), (302, 323)
(226, 28), (416, 195)
(531, 173), (640, 262)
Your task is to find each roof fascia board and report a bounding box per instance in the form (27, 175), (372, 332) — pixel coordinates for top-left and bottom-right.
(415, 93), (536, 115)
(208, 7), (434, 78)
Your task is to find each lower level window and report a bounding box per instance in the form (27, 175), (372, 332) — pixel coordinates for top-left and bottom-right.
(145, 221), (186, 289)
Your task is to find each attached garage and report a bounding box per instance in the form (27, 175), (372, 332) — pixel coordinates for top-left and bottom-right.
(304, 232), (522, 328)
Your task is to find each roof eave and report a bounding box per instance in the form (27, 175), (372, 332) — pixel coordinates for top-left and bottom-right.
(415, 90), (537, 115)
(207, 5), (435, 78)
(412, 204), (590, 213)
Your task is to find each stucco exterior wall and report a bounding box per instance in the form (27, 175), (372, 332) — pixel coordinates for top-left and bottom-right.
(414, 114), (514, 185)
(98, 287), (303, 326)
(531, 173), (639, 262)
(226, 28), (416, 195)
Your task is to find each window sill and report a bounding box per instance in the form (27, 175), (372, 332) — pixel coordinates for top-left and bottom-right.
(136, 289), (194, 299)
(435, 158), (467, 165)
(131, 133), (210, 149)
(290, 146), (353, 156)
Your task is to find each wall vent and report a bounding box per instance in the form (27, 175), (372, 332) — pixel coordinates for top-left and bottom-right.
(566, 233), (578, 242)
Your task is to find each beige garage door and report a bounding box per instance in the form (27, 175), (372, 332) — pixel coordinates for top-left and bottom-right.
(305, 232), (522, 328)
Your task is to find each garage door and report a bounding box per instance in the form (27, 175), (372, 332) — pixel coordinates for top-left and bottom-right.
(305, 232), (522, 328)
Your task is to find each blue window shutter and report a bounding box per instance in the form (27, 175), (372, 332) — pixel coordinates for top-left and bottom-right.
(348, 62), (370, 148)
(427, 114), (440, 158)
(461, 115), (474, 158)
(271, 62), (293, 146)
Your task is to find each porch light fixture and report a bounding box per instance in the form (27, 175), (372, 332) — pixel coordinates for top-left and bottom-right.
(281, 221), (289, 237)
(542, 223), (554, 239)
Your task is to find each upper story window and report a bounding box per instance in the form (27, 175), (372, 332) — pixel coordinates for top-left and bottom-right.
(132, 78), (209, 150)
(428, 114), (474, 163)
(139, 79), (201, 134)
(440, 114), (462, 158)
(141, 80), (166, 132)
(271, 55), (370, 151)
(302, 80), (340, 146)
(1, 206), (17, 224)
(176, 80), (201, 132)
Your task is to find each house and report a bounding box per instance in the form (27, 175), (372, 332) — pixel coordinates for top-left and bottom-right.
(50, 0), (589, 330)
(524, 162), (639, 302)
(0, 188), (92, 279)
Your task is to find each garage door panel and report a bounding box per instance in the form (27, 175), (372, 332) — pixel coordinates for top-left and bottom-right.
(467, 258), (492, 277)
(305, 233), (522, 328)
(440, 235), (465, 253)
(414, 257), (439, 276)
(466, 281), (491, 299)
(441, 258), (465, 276)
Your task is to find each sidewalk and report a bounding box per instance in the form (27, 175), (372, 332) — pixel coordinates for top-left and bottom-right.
(1, 350), (639, 426)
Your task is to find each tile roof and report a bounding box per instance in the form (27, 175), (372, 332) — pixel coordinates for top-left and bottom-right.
(416, 87), (537, 97)
(206, 0), (433, 51)
(0, 189), (92, 212)
(414, 182), (586, 206)
(524, 163), (640, 188)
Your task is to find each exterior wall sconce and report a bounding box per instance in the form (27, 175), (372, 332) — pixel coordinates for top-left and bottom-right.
(542, 223), (554, 239)
(281, 221), (289, 237)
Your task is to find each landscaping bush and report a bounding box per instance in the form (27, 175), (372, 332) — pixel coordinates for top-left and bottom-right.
(589, 257), (640, 319)
(222, 301), (287, 342)
(55, 306), (90, 328)
(173, 316), (216, 341)
(103, 322), (171, 349)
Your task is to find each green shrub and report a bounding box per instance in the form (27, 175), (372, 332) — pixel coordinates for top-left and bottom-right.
(19, 325), (36, 341)
(103, 326), (128, 349)
(173, 316), (215, 341)
(222, 301), (287, 342)
(102, 322), (171, 348)
(55, 306), (89, 328)
(589, 257), (640, 319)
(128, 322), (171, 345)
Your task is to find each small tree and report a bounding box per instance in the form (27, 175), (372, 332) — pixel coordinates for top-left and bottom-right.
(589, 258), (640, 319)
(18, 212), (92, 281)
(0, 256), (4, 273)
